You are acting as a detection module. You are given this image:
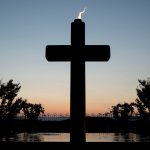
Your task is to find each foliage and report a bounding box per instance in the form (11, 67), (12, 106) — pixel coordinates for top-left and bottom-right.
(0, 80), (23, 119)
(111, 78), (150, 120)
(111, 103), (134, 120)
(22, 103), (44, 120)
(0, 79), (44, 120)
(134, 78), (150, 118)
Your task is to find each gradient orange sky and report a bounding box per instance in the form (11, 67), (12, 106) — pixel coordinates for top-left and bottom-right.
(17, 62), (138, 114)
(0, 1), (150, 114)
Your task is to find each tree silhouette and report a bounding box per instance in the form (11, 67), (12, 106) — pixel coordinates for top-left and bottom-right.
(22, 103), (44, 120)
(0, 80), (23, 119)
(110, 78), (150, 120)
(0, 79), (44, 120)
(120, 103), (134, 120)
(6, 98), (26, 119)
(134, 78), (150, 119)
(111, 104), (121, 119)
(111, 103), (134, 120)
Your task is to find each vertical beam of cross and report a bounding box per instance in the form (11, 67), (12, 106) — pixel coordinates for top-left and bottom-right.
(46, 19), (110, 143)
(70, 20), (85, 142)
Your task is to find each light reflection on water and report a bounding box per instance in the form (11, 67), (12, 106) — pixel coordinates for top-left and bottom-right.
(1, 133), (150, 142)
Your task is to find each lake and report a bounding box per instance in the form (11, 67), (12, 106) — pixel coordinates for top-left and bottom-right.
(0, 133), (150, 142)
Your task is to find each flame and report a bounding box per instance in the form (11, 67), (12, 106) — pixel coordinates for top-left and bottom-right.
(77, 7), (86, 19)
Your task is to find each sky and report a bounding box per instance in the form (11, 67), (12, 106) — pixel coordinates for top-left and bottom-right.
(0, 0), (150, 115)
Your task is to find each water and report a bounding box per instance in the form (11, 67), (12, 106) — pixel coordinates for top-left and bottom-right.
(1, 133), (150, 142)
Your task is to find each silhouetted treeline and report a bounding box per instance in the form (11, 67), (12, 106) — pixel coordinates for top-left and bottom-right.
(0, 79), (44, 120)
(110, 78), (150, 120)
(1, 78), (150, 137)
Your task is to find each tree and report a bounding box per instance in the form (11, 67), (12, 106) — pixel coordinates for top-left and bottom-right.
(120, 103), (134, 120)
(22, 103), (44, 120)
(6, 98), (26, 119)
(0, 79), (23, 119)
(111, 103), (134, 120)
(0, 79), (44, 120)
(134, 78), (150, 118)
(111, 104), (120, 119)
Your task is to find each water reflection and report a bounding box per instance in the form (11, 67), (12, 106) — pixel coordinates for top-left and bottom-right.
(1, 132), (43, 142)
(38, 133), (69, 142)
(113, 133), (135, 142)
(0, 133), (150, 142)
(114, 133), (150, 142)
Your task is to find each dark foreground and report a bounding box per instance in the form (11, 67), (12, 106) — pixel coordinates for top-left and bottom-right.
(0, 117), (150, 137)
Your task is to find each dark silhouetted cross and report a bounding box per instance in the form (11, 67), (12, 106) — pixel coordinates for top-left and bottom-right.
(46, 19), (110, 143)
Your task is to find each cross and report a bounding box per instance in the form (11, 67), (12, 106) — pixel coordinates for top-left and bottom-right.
(45, 19), (110, 142)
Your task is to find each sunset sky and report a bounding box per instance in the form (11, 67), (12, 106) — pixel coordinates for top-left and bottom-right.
(0, 0), (150, 114)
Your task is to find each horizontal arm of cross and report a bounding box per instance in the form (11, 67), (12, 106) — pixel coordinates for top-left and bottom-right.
(46, 45), (110, 61)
